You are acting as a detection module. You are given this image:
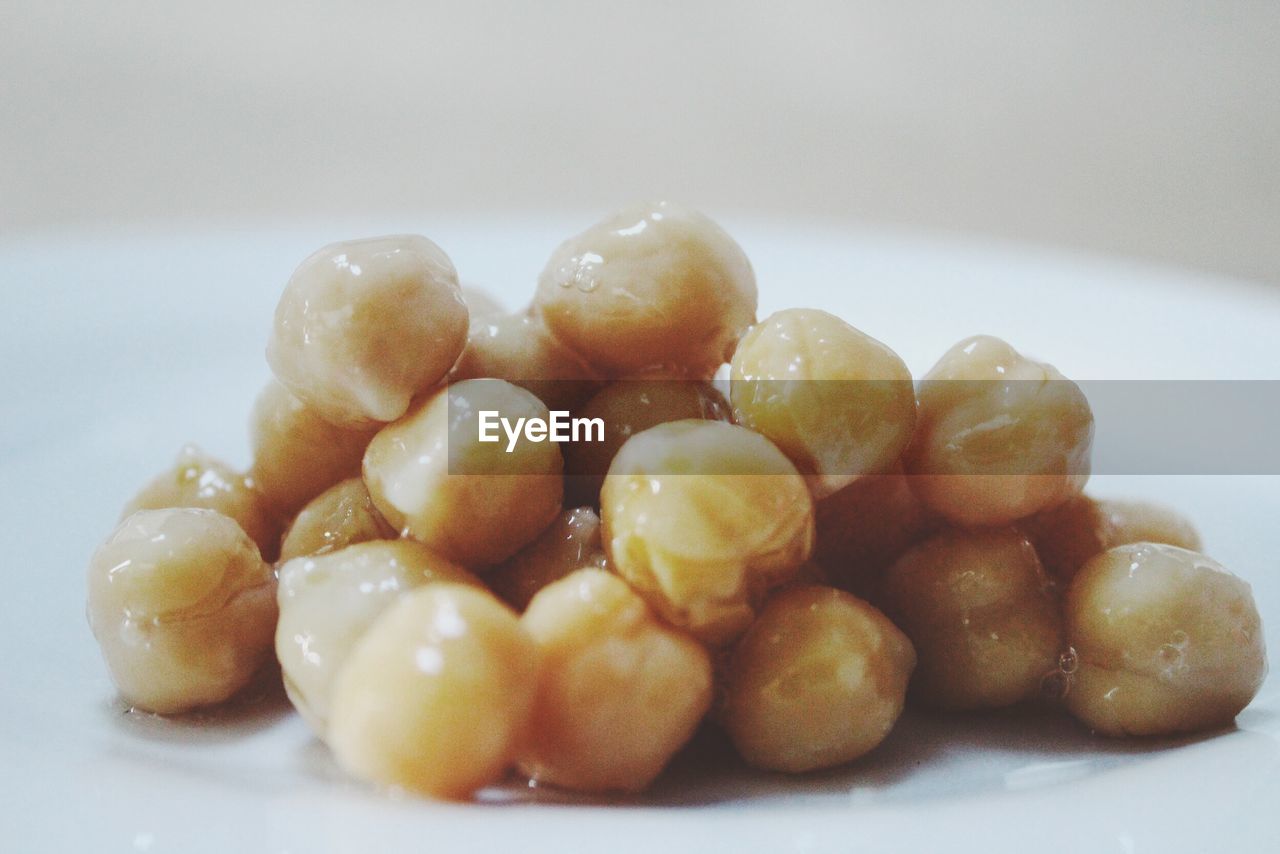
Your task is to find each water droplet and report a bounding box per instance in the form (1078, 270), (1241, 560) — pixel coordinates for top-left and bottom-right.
(1040, 670), (1071, 701)
(1058, 647), (1078, 674)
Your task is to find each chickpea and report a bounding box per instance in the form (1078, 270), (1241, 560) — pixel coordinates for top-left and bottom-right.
(518, 569), (712, 792)
(1064, 543), (1266, 737)
(275, 540), (480, 734)
(730, 309), (916, 499)
(327, 584), (540, 800)
(600, 420), (814, 646)
(904, 335), (1094, 527)
(1101, 499), (1202, 553)
(879, 528), (1064, 710)
(86, 508), (277, 714)
(533, 201), (757, 377)
(266, 235), (469, 426)
(563, 378), (731, 506)
(363, 379), (564, 567)
(122, 444), (280, 561)
(724, 585), (915, 773)
(460, 283), (505, 323)
(278, 477), (395, 564)
(249, 379), (377, 518)
(450, 310), (601, 412)
(488, 507), (608, 611)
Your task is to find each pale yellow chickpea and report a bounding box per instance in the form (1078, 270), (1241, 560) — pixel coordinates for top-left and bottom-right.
(275, 539), (480, 734)
(488, 507), (608, 611)
(87, 508), (277, 714)
(363, 379), (564, 567)
(122, 444), (280, 561)
(278, 477), (395, 563)
(600, 420), (814, 646)
(1101, 499), (1202, 553)
(249, 379), (378, 518)
(1064, 543), (1266, 737)
(327, 583), (540, 800)
(730, 309), (916, 499)
(460, 283), (505, 323)
(563, 378), (731, 506)
(879, 527), (1064, 710)
(723, 585), (915, 773)
(518, 569), (712, 792)
(905, 335), (1094, 526)
(267, 235), (469, 426)
(533, 201), (757, 377)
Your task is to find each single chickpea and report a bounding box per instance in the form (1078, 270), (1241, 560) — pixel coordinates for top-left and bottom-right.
(1100, 499), (1202, 553)
(488, 507), (608, 611)
(266, 235), (469, 426)
(249, 379), (378, 518)
(730, 309), (916, 499)
(1064, 543), (1266, 737)
(122, 444), (280, 561)
(327, 584), (540, 800)
(278, 477), (395, 564)
(879, 527), (1064, 710)
(533, 201), (757, 377)
(363, 379), (564, 567)
(275, 539), (480, 735)
(517, 569), (712, 793)
(563, 378), (731, 506)
(904, 335), (1094, 526)
(600, 420), (814, 646)
(723, 585), (915, 773)
(86, 508), (277, 714)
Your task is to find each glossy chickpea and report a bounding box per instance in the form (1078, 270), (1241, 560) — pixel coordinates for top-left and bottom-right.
(87, 508), (277, 714)
(600, 420), (814, 646)
(1064, 543), (1266, 737)
(879, 528), (1064, 710)
(518, 569), (712, 792)
(363, 379), (564, 567)
(905, 335), (1094, 527)
(275, 539), (480, 734)
(724, 585), (915, 773)
(533, 201), (757, 377)
(488, 507), (608, 611)
(327, 584), (540, 800)
(267, 235), (468, 426)
(460, 283), (505, 323)
(278, 477), (395, 563)
(730, 309), (916, 499)
(1101, 500), (1202, 553)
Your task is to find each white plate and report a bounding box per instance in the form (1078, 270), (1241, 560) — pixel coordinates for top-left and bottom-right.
(3, 217), (1278, 854)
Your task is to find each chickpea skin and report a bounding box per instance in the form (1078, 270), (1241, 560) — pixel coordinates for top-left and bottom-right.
(278, 477), (395, 563)
(488, 507), (608, 611)
(518, 569), (712, 792)
(905, 335), (1094, 527)
(363, 379), (564, 567)
(267, 235), (469, 426)
(533, 201), (757, 377)
(724, 585), (916, 773)
(600, 420), (814, 646)
(87, 508), (277, 714)
(879, 528), (1064, 710)
(327, 584), (540, 800)
(1064, 543), (1266, 737)
(730, 309), (916, 499)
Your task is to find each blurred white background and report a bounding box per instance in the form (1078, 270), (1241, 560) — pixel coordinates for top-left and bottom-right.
(2, 0), (1278, 283)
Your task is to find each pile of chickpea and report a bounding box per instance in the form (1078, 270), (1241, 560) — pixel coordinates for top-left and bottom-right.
(87, 202), (1268, 800)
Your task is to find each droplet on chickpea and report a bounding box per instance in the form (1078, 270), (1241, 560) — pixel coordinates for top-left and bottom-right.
(488, 507), (608, 611)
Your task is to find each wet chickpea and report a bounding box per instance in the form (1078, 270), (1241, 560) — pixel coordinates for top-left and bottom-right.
(327, 584), (540, 800)
(1064, 543), (1266, 737)
(122, 444), (280, 561)
(1101, 500), (1202, 553)
(905, 335), (1094, 527)
(275, 540), (480, 734)
(249, 379), (378, 518)
(518, 569), (712, 792)
(87, 508), (277, 714)
(533, 201), (757, 377)
(488, 507), (608, 611)
(600, 420), (814, 646)
(724, 585), (915, 773)
(277, 477), (395, 563)
(563, 378), (731, 506)
(879, 528), (1064, 710)
(730, 309), (916, 499)
(363, 379), (564, 567)
(460, 283), (505, 323)
(267, 235), (469, 426)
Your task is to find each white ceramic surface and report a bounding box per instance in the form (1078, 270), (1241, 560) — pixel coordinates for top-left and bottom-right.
(2, 218), (1277, 853)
